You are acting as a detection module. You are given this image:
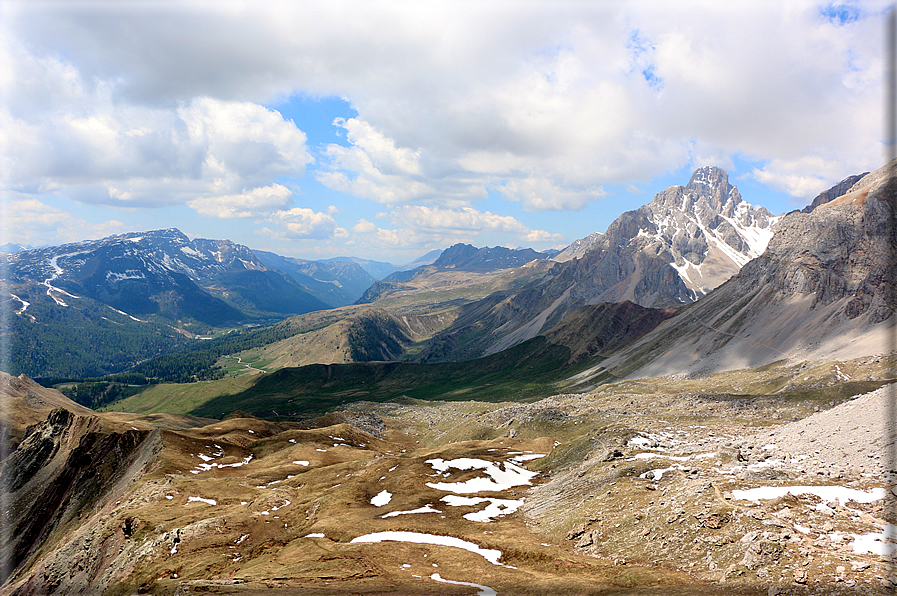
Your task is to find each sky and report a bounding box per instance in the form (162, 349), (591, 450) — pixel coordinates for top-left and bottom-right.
(0, 0), (891, 264)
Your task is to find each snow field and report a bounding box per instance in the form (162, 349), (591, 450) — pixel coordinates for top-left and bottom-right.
(440, 495), (524, 522)
(732, 485), (887, 506)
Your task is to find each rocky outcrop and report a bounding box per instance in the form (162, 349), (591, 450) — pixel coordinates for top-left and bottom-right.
(0, 372), (94, 456)
(553, 232), (603, 262)
(0, 408), (158, 587)
(802, 173), (868, 213)
(740, 187), (894, 323)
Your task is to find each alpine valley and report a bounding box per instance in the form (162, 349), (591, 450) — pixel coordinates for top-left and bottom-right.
(1, 162), (895, 595)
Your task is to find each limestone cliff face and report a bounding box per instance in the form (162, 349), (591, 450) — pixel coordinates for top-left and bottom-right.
(735, 162), (896, 323)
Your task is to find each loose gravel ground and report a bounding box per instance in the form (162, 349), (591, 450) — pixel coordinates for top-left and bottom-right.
(742, 384), (897, 477)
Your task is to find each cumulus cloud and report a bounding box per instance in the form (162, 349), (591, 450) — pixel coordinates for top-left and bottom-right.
(0, 40), (312, 207)
(497, 177), (606, 211)
(187, 184), (294, 218)
(267, 207), (341, 240)
(750, 156), (848, 199)
(1, 197), (128, 245)
(353, 218), (377, 233)
(2, 0), (887, 239)
(316, 118), (434, 204)
(389, 206), (529, 234)
(348, 206), (565, 251)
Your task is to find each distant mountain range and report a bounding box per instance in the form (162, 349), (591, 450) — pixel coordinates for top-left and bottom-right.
(356, 243), (556, 304)
(2, 230), (428, 377)
(4, 161), (893, 383)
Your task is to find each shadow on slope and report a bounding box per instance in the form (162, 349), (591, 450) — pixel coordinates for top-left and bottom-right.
(188, 301), (679, 420)
(188, 337), (574, 420)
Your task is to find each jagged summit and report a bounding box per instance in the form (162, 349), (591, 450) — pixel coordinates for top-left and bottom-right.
(555, 166), (778, 302)
(642, 167), (777, 297)
(579, 158), (897, 382)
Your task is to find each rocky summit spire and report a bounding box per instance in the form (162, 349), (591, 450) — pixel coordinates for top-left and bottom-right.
(686, 165), (729, 191)
(686, 165), (736, 214)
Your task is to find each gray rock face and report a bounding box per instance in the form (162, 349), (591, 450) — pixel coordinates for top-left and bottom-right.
(734, 162), (896, 323)
(553, 232), (604, 262)
(802, 173), (868, 213)
(558, 166), (779, 305)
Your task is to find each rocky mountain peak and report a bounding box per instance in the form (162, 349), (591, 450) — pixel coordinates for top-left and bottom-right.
(650, 165), (743, 220)
(686, 164), (729, 192)
(553, 166), (778, 311)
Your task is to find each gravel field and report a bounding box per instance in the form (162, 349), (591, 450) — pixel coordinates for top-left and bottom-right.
(742, 384), (897, 477)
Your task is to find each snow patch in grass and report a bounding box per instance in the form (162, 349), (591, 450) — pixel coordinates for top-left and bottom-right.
(187, 496), (216, 505)
(430, 573), (496, 596)
(218, 455), (253, 468)
(371, 490), (393, 507)
(424, 458), (538, 493)
(305, 533), (325, 538)
(292, 460), (310, 466)
(639, 465), (684, 480)
(350, 531), (504, 566)
(440, 495), (524, 522)
(732, 486), (887, 506)
(381, 504), (442, 518)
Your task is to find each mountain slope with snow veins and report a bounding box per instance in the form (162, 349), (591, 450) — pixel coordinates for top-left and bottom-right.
(579, 165), (778, 301)
(645, 166), (778, 298)
(5, 228), (328, 325)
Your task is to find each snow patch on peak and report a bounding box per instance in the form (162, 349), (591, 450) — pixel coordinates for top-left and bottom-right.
(179, 246), (204, 258)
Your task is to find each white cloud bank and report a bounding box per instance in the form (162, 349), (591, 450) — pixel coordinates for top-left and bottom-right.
(347, 206), (564, 251)
(0, 0), (890, 255)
